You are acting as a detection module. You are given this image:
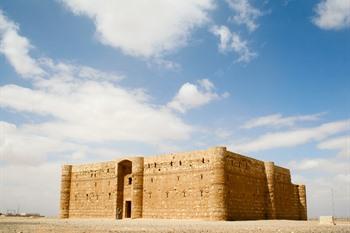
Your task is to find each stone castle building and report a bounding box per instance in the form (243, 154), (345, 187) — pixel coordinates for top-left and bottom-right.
(60, 147), (307, 220)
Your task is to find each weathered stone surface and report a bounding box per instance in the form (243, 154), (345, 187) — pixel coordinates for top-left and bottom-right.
(60, 146), (307, 220)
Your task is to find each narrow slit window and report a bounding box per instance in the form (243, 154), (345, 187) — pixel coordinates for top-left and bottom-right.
(179, 161), (182, 166)
(108, 193), (111, 200)
(202, 158), (205, 163)
(128, 177), (132, 185)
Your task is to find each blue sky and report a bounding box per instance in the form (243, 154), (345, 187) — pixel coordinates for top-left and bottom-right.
(0, 0), (349, 218)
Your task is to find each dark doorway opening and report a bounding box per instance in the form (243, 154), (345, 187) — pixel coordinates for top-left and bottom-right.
(125, 201), (132, 218)
(116, 160), (132, 219)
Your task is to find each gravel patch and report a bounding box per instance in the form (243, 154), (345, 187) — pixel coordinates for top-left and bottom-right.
(0, 217), (349, 233)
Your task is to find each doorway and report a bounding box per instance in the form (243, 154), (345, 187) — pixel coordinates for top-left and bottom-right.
(116, 160), (132, 219)
(125, 201), (132, 218)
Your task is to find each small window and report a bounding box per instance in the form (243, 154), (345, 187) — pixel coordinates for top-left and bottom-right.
(91, 174), (93, 177)
(200, 174), (203, 180)
(86, 194), (88, 200)
(202, 158), (205, 163)
(158, 168), (161, 172)
(95, 182), (97, 187)
(148, 164), (150, 168)
(166, 192), (169, 198)
(170, 161), (173, 166)
(179, 161), (182, 166)
(94, 173), (96, 177)
(154, 162), (157, 168)
(177, 176), (180, 181)
(183, 191), (186, 197)
(149, 192), (152, 198)
(108, 193), (111, 200)
(128, 177), (132, 185)
(151, 178), (153, 183)
(200, 190), (203, 197)
(107, 168), (109, 173)
(75, 195), (77, 201)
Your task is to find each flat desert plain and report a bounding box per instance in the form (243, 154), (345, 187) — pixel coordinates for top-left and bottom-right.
(0, 217), (349, 233)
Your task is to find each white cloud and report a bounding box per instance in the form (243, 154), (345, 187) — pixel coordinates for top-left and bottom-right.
(0, 12), (197, 166)
(0, 11), (44, 77)
(147, 58), (181, 71)
(0, 121), (83, 165)
(226, 0), (262, 32)
(289, 157), (349, 174)
(318, 135), (349, 158)
(60, 0), (215, 58)
(211, 25), (257, 63)
(0, 78), (193, 144)
(242, 112), (325, 129)
(313, 0), (350, 30)
(234, 119), (350, 152)
(167, 79), (229, 113)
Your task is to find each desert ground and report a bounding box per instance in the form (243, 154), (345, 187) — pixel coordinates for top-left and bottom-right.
(0, 217), (349, 233)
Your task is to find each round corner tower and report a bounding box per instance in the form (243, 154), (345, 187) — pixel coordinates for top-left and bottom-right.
(60, 164), (72, 218)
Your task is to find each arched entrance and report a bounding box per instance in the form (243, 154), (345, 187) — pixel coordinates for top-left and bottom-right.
(116, 160), (132, 219)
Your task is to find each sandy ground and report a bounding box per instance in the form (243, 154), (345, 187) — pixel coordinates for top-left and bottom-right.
(0, 217), (349, 233)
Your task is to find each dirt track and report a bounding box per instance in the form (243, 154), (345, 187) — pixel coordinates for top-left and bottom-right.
(0, 217), (349, 233)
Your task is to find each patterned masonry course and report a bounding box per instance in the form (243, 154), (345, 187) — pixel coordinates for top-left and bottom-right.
(60, 146), (307, 221)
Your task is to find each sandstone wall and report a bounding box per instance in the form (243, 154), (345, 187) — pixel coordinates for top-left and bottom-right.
(142, 147), (227, 220)
(224, 151), (307, 220)
(224, 151), (268, 220)
(67, 161), (118, 218)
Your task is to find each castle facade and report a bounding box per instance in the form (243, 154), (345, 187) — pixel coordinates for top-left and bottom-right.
(60, 147), (307, 220)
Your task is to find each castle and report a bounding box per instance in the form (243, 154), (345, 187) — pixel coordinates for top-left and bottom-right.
(60, 147), (307, 220)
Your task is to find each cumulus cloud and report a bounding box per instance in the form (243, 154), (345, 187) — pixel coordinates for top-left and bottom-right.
(313, 0), (350, 30)
(59, 0), (215, 58)
(242, 112), (325, 129)
(226, 0), (262, 32)
(0, 121), (84, 165)
(0, 10), (44, 77)
(0, 77), (193, 145)
(211, 25), (257, 63)
(234, 119), (350, 152)
(0, 11), (198, 167)
(167, 79), (229, 113)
